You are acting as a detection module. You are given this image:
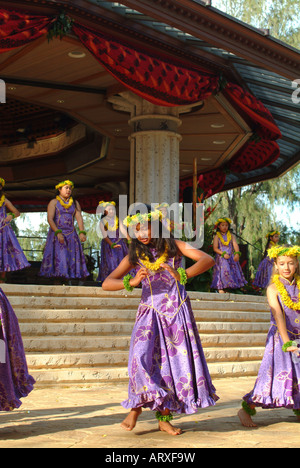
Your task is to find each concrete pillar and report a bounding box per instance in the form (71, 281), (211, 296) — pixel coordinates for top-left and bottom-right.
(108, 92), (183, 206)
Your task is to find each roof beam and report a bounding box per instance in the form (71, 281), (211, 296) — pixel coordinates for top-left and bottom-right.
(109, 0), (300, 80)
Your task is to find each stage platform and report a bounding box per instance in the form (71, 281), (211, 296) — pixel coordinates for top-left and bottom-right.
(1, 284), (269, 387)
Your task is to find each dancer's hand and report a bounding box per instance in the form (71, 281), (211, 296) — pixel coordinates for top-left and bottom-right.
(130, 267), (148, 287)
(57, 233), (65, 244)
(112, 244), (121, 249)
(223, 253), (230, 260)
(287, 345), (300, 356)
(161, 263), (180, 281)
(79, 233), (86, 243)
(233, 254), (240, 262)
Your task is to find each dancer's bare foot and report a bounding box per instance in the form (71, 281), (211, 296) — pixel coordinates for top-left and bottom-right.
(121, 408), (142, 431)
(238, 408), (257, 427)
(218, 289), (225, 294)
(159, 420), (182, 436)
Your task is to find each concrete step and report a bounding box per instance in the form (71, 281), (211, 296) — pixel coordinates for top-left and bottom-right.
(15, 308), (269, 324)
(26, 346), (265, 370)
(19, 320), (270, 336)
(29, 360), (262, 386)
(1, 284), (267, 303)
(22, 332), (267, 352)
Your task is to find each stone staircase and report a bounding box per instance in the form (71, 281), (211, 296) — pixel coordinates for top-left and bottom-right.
(1, 284), (270, 387)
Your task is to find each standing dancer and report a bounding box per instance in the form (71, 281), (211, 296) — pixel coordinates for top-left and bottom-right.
(39, 180), (88, 281)
(253, 230), (280, 290)
(0, 178), (30, 277)
(211, 217), (247, 293)
(102, 205), (218, 436)
(0, 287), (35, 411)
(239, 245), (300, 427)
(97, 201), (130, 283)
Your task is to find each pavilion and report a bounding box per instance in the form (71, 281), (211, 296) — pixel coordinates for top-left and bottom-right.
(0, 0), (299, 213)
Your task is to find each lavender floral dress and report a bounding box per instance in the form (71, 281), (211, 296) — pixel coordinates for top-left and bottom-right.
(98, 222), (129, 283)
(0, 288), (35, 410)
(253, 256), (274, 289)
(122, 250), (218, 414)
(39, 200), (88, 279)
(210, 233), (247, 290)
(243, 278), (300, 410)
(0, 203), (30, 272)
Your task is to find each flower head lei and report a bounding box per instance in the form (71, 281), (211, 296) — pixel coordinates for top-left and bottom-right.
(268, 245), (300, 259)
(98, 201), (116, 208)
(123, 210), (162, 228)
(55, 180), (74, 190)
(266, 230), (280, 239)
(0, 178), (5, 187)
(214, 217), (232, 229)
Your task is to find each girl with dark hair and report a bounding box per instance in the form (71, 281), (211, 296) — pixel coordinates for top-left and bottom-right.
(97, 201), (130, 283)
(0, 178), (30, 277)
(39, 180), (88, 281)
(211, 217), (247, 293)
(253, 230), (280, 290)
(102, 205), (218, 436)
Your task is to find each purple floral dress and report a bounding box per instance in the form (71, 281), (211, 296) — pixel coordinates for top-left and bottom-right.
(243, 278), (300, 410)
(98, 222), (129, 282)
(253, 256), (274, 289)
(0, 203), (30, 272)
(39, 199), (88, 279)
(0, 288), (35, 411)
(210, 233), (247, 290)
(122, 250), (218, 414)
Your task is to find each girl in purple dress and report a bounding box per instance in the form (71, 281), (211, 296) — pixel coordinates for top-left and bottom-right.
(253, 230), (280, 290)
(211, 217), (247, 293)
(39, 180), (88, 281)
(97, 201), (129, 283)
(0, 178), (30, 275)
(102, 205), (218, 436)
(239, 245), (300, 427)
(0, 287), (35, 410)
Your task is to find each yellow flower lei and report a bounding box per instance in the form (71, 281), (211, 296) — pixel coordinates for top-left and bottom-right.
(0, 194), (5, 207)
(273, 274), (300, 311)
(217, 231), (232, 246)
(139, 246), (169, 271)
(56, 195), (74, 210)
(104, 217), (119, 231)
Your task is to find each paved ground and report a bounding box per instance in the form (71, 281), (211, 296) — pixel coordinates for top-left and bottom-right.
(0, 377), (299, 449)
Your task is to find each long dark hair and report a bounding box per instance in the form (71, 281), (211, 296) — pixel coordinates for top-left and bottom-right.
(128, 204), (178, 265)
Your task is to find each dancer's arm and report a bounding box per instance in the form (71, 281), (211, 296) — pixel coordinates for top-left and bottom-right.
(102, 256), (145, 290)
(75, 201), (86, 243)
(267, 284), (299, 354)
(5, 198), (20, 221)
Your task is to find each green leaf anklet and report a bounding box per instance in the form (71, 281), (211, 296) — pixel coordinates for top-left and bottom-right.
(242, 400), (256, 416)
(155, 411), (173, 422)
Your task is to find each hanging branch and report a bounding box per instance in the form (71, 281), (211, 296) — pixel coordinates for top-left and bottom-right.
(47, 11), (74, 42)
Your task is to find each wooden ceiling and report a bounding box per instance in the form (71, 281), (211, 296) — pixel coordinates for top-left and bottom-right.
(0, 30), (251, 207)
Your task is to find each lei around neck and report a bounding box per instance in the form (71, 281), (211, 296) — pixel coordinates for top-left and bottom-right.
(56, 195), (74, 210)
(273, 274), (300, 311)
